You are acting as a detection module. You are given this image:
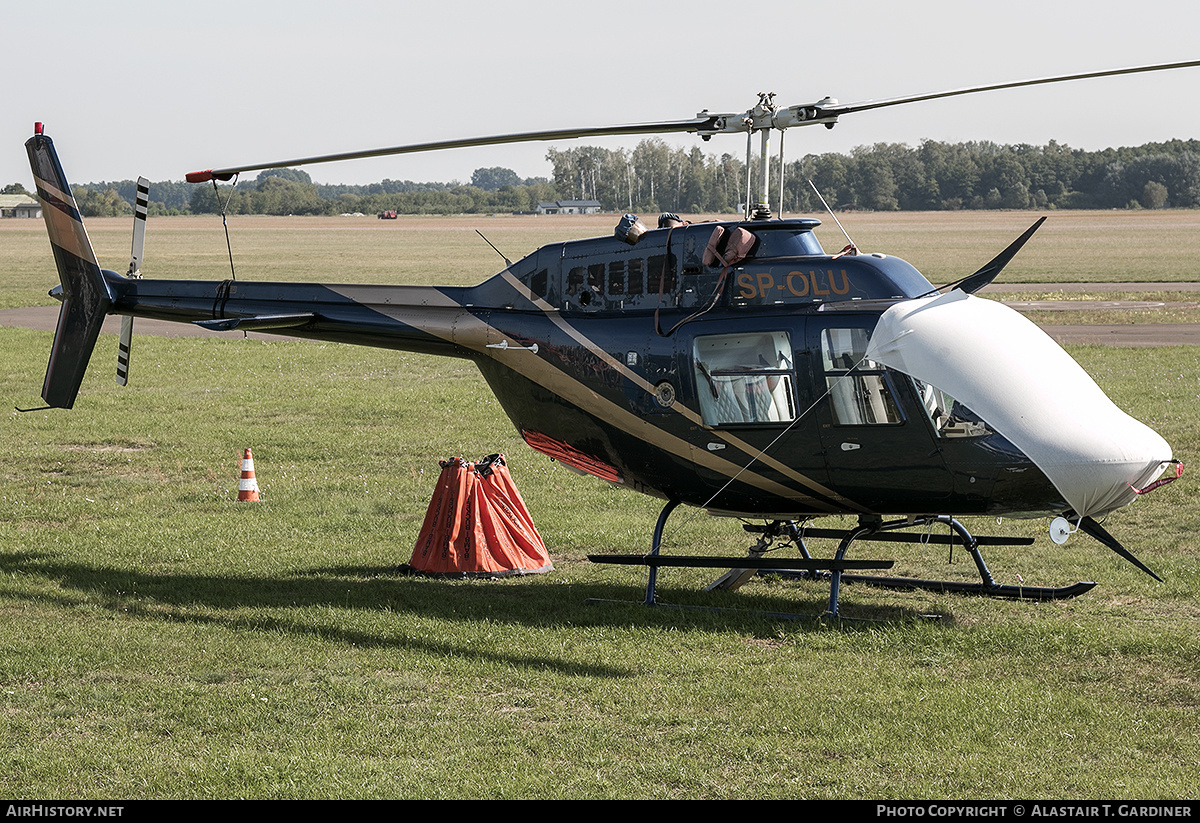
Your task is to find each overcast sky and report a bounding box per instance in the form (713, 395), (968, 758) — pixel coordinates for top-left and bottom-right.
(5, 0), (1199, 188)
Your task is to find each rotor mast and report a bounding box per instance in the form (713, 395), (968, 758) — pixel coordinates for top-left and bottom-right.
(752, 92), (779, 220)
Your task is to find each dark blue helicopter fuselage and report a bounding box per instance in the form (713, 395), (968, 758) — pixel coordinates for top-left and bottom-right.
(28, 127), (1066, 521)
(89, 217), (1063, 520)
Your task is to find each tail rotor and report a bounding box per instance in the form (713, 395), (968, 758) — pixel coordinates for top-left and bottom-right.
(116, 177), (149, 387)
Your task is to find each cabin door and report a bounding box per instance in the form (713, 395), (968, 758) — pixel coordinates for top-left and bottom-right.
(681, 318), (835, 514)
(811, 319), (953, 511)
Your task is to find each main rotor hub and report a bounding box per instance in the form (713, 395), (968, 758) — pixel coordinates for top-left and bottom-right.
(697, 92), (842, 138)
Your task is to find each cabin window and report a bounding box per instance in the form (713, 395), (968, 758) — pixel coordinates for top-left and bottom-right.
(822, 328), (902, 425)
(627, 258), (644, 295)
(563, 264), (604, 309)
(607, 261), (625, 295)
(567, 266), (585, 295)
(647, 254), (677, 296)
(693, 332), (797, 426)
(530, 269), (548, 299)
(911, 378), (994, 438)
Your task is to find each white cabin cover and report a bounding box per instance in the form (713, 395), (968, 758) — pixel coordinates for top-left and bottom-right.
(864, 290), (1172, 518)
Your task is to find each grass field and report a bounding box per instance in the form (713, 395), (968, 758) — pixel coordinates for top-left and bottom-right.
(4, 208), (1200, 305)
(1, 211), (1199, 799)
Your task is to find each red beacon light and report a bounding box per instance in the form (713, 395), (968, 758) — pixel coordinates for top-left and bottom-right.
(34, 122), (44, 135)
(185, 169), (237, 183)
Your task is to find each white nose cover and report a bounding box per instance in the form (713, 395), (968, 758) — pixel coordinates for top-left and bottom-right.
(864, 290), (1172, 518)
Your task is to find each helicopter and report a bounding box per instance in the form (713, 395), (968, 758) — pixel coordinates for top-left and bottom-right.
(24, 60), (1196, 619)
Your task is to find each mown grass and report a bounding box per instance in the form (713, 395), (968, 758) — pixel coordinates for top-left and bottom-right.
(0, 215), (597, 309)
(982, 290), (1200, 326)
(822, 209), (1200, 285)
(1, 212), (1199, 798)
(4, 208), (1200, 311)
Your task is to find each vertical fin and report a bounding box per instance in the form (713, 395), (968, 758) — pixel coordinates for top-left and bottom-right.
(26, 126), (113, 408)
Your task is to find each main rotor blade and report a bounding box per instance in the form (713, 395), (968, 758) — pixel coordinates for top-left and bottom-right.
(1078, 516), (1162, 582)
(184, 59), (1200, 182)
(825, 59), (1200, 118)
(186, 117), (718, 182)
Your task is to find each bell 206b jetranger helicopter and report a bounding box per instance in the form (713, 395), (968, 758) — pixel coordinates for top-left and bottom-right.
(25, 61), (1196, 618)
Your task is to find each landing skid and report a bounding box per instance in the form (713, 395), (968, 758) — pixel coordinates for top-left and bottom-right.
(588, 504), (1097, 620)
(755, 520), (1095, 601)
(766, 571), (1096, 601)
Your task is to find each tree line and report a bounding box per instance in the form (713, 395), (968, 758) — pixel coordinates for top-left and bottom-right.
(545, 138), (1200, 213)
(17, 137), (1199, 218)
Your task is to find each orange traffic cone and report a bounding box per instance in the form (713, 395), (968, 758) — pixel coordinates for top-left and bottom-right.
(238, 448), (261, 502)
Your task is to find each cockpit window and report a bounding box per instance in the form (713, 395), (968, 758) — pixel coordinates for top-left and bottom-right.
(748, 229), (824, 259)
(823, 328), (901, 425)
(822, 328), (881, 371)
(911, 378), (994, 438)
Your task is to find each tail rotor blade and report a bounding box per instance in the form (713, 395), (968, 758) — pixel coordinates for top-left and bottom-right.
(117, 178), (148, 387)
(127, 177), (149, 277)
(116, 318), (133, 386)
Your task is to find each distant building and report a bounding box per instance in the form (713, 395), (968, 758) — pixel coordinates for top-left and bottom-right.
(0, 194), (41, 218)
(536, 199), (602, 215)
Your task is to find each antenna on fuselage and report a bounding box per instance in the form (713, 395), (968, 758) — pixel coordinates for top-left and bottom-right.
(476, 229), (512, 268)
(808, 180), (858, 257)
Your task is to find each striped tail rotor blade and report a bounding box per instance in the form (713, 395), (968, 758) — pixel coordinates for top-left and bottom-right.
(127, 177), (148, 276)
(116, 317), (133, 386)
(117, 177), (149, 387)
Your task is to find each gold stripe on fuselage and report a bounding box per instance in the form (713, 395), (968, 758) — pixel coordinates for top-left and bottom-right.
(332, 278), (858, 514)
(499, 271), (865, 512)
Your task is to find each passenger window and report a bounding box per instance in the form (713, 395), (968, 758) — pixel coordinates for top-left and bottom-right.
(693, 332), (796, 426)
(566, 266), (585, 295)
(607, 261), (625, 295)
(647, 254), (677, 296)
(822, 328), (902, 425)
(627, 258), (644, 295)
(588, 264), (605, 292)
